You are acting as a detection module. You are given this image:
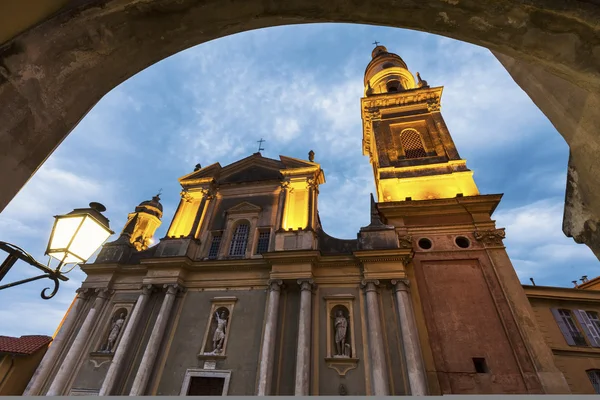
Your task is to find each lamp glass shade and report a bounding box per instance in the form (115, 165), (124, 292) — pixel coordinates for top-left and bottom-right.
(46, 214), (112, 264)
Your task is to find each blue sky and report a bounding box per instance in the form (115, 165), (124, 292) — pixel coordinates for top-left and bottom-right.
(0, 23), (597, 337)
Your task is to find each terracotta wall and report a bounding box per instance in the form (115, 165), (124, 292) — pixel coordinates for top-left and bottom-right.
(415, 258), (528, 393)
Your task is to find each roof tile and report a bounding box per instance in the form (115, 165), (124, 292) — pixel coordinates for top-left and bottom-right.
(0, 335), (52, 355)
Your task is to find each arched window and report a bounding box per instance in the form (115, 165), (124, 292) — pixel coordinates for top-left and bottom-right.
(587, 369), (600, 393)
(400, 129), (427, 159)
(228, 222), (249, 257)
(386, 79), (401, 93)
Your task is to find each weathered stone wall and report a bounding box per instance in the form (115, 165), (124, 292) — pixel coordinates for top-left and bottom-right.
(155, 289), (267, 395)
(316, 286), (368, 395)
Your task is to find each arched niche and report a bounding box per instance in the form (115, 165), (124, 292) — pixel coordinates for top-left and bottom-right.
(331, 305), (352, 358)
(97, 307), (129, 354)
(198, 297), (237, 358)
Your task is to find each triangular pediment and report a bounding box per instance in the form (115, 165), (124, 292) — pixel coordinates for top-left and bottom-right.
(178, 162), (222, 184)
(226, 201), (262, 214)
(178, 153), (322, 187)
(218, 154), (284, 184)
(279, 155), (320, 169)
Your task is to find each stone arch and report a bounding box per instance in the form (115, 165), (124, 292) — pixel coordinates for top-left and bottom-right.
(1, 0), (599, 256)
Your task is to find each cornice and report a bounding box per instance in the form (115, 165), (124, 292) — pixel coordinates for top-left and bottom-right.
(377, 160), (468, 174)
(360, 86), (444, 111)
(551, 347), (600, 358)
(182, 279), (270, 289)
(523, 284), (600, 302)
(404, 224), (498, 235)
(79, 263), (147, 275)
(262, 250), (320, 265)
(313, 276), (363, 285)
(377, 194), (503, 218)
(180, 176), (217, 187)
(280, 166), (322, 179)
(353, 248), (413, 264)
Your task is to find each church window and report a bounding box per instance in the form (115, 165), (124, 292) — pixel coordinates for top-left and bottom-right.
(208, 233), (222, 259)
(455, 236), (470, 249)
(400, 129), (427, 159)
(228, 222), (249, 257)
(255, 230), (270, 254)
(472, 358), (489, 373)
(387, 80), (401, 93)
(551, 308), (588, 346)
(587, 370), (600, 394)
(417, 238), (432, 250)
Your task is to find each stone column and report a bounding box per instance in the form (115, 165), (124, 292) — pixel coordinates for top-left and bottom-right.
(361, 279), (389, 396)
(129, 283), (181, 396)
(24, 288), (90, 395)
(99, 285), (155, 396)
(256, 279), (283, 396)
(294, 279), (314, 395)
(391, 279), (427, 396)
(46, 288), (111, 396)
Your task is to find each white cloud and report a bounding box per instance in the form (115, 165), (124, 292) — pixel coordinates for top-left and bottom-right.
(0, 160), (109, 242)
(495, 198), (598, 286)
(273, 117), (301, 142)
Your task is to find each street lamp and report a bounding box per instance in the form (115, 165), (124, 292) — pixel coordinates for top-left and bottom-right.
(0, 202), (114, 299)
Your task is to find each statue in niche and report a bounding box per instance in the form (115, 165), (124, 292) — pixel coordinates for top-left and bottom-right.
(334, 309), (351, 358)
(101, 312), (126, 353)
(209, 310), (229, 354)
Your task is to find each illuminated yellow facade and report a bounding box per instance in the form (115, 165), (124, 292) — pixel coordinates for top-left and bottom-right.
(164, 153), (325, 258)
(121, 195), (163, 251)
(361, 45), (479, 202)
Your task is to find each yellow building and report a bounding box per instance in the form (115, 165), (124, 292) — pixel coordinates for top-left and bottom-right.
(524, 278), (600, 394)
(0, 335), (52, 395)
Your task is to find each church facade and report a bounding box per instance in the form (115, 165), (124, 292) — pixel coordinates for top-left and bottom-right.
(24, 45), (573, 396)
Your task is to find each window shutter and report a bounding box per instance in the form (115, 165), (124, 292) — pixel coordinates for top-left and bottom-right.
(576, 310), (600, 347)
(550, 308), (576, 346)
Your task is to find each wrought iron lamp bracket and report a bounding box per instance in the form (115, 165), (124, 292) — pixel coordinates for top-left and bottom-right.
(0, 241), (69, 299)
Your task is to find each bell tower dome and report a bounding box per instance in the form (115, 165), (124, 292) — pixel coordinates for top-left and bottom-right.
(120, 194), (163, 251)
(364, 45), (417, 95)
(361, 44), (479, 202)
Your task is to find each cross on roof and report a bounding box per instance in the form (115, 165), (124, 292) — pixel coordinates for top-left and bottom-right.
(257, 138), (265, 153)
(372, 41), (380, 47)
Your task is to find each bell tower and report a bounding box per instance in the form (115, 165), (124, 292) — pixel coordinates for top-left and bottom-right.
(361, 45), (479, 202)
(121, 194), (163, 251)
